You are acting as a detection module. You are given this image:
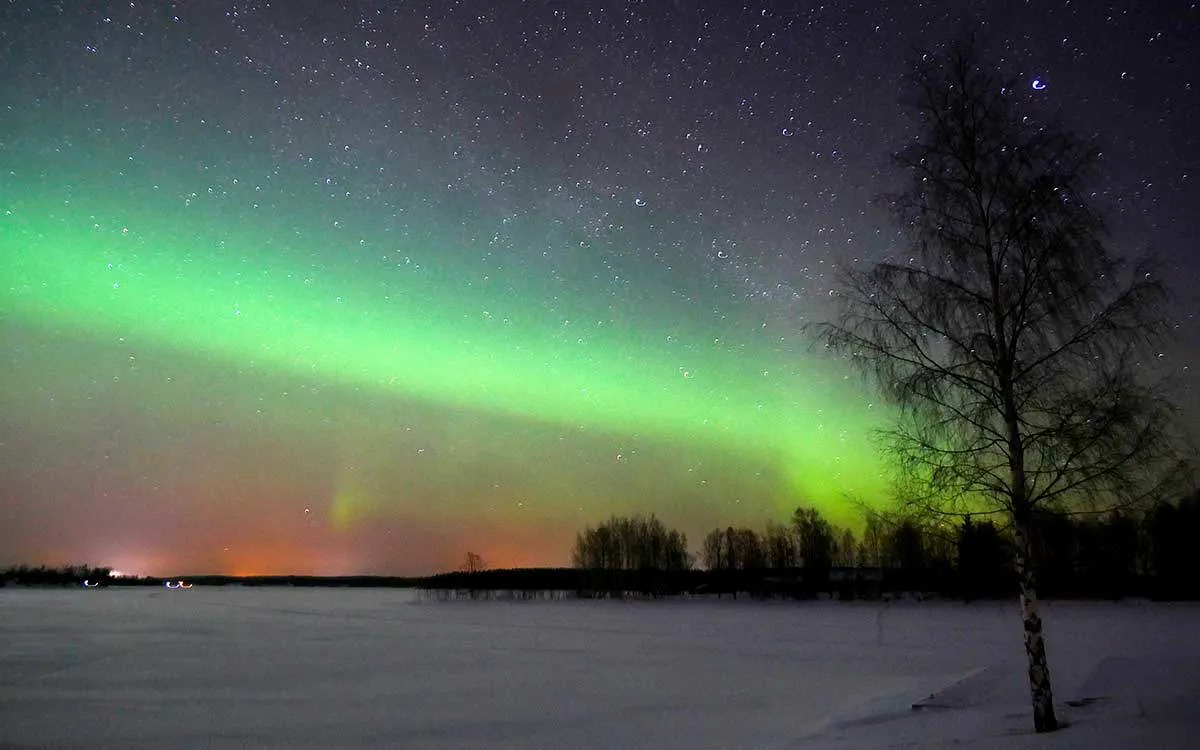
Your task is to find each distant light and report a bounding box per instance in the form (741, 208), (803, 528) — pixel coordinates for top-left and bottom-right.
(1032, 79), (1047, 90)
(82, 580), (100, 588)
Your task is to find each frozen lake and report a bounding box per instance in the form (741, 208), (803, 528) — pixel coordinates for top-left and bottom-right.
(2, 588), (1198, 748)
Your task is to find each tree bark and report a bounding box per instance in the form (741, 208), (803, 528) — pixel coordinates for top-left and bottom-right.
(1014, 519), (1059, 733)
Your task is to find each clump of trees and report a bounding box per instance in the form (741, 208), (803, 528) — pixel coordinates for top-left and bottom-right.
(1142, 491), (1200, 598)
(571, 513), (690, 572)
(1024, 492), (1200, 600)
(957, 495), (1200, 601)
(697, 504), (956, 599)
(569, 513), (692, 598)
(700, 506), (858, 597)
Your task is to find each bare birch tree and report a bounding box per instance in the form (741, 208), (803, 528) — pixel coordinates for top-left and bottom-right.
(462, 551), (485, 574)
(818, 39), (1183, 733)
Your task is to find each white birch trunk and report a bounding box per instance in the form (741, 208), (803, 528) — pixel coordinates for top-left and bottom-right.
(1014, 520), (1058, 733)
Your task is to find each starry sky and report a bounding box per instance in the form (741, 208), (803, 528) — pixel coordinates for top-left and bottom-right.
(2, 1), (1197, 575)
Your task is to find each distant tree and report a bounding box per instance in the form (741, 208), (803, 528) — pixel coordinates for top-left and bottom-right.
(833, 527), (858, 568)
(462, 552), (485, 574)
(701, 527), (728, 571)
(857, 513), (887, 569)
(884, 518), (928, 576)
(701, 526), (767, 596)
(729, 528), (766, 571)
(958, 515), (1012, 599)
(816, 38), (1186, 732)
(763, 521), (797, 571)
(792, 506), (834, 588)
(1104, 511), (1140, 587)
(724, 526), (735, 571)
(1076, 510), (1139, 596)
(1028, 512), (1078, 595)
(1144, 491), (1200, 597)
(663, 528), (691, 572)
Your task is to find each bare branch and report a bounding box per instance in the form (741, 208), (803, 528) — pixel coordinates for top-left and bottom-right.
(817, 36), (1186, 528)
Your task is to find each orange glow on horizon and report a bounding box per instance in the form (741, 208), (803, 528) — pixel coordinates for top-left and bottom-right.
(17, 507), (587, 577)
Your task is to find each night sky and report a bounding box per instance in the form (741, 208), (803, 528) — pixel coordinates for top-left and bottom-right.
(2, 2), (1196, 575)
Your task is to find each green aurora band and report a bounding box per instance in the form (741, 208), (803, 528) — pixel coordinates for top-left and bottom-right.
(3, 184), (891, 534)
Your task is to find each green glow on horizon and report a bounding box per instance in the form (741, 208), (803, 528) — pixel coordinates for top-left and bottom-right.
(1, 195), (892, 525)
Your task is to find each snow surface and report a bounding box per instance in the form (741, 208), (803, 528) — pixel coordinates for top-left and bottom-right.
(1, 588), (1197, 748)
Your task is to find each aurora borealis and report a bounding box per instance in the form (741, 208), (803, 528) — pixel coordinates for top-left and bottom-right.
(3, 2), (1197, 574)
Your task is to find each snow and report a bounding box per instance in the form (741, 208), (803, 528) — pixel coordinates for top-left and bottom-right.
(1, 589), (1197, 748)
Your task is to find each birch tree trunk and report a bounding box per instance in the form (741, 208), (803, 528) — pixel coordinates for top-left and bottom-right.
(1014, 520), (1058, 732)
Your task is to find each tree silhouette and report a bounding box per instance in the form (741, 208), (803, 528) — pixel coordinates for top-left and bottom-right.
(1074, 511), (1138, 595)
(729, 528), (767, 571)
(462, 551), (485, 574)
(1145, 491), (1200, 598)
(792, 506), (834, 590)
(763, 521), (797, 571)
(701, 527), (728, 571)
(857, 514), (887, 569)
(571, 514), (689, 572)
(817, 38), (1184, 732)
(885, 518), (928, 581)
(834, 527), (858, 568)
(958, 515), (1011, 599)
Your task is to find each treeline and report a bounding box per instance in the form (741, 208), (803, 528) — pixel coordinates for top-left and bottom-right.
(1030, 494), (1200, 599)
(563, 492), (1200, 600)
(0, 566), (422, 588)
(0, 564), (114, 587)
(158, 575), (422, 587)
(8, 493), (1197, 599)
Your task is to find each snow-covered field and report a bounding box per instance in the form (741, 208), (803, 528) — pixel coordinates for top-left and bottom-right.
(1, 588), (1197, 749)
